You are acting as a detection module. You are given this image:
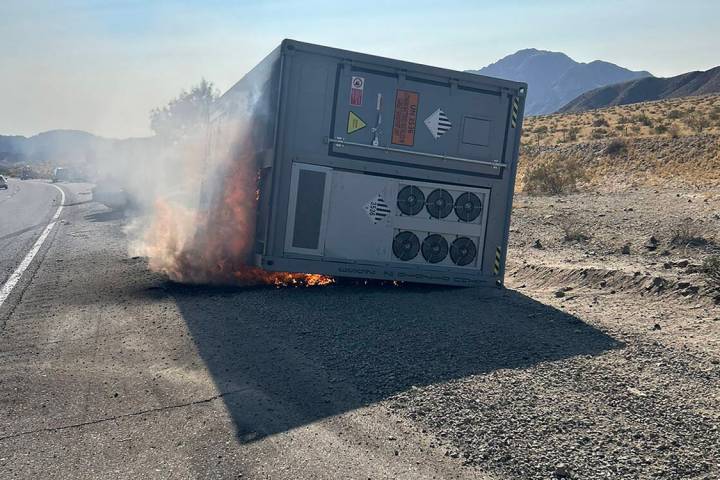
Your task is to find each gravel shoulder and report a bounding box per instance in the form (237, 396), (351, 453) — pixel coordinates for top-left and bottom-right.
(1, 185), (719, 479)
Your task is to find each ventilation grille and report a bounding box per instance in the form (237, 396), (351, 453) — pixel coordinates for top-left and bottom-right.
(392, 230), (478, 268)
(395, 184), (486, 224)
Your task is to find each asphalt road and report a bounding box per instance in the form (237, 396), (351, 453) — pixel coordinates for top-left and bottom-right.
(0, 179), (66, 288)
(0, 182), (497, 479)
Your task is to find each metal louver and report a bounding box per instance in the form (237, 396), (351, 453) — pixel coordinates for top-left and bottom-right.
(397, 185), (425, 216)
(392, 231), (420, 261)
(421, 234), (449, 263)
(426, 189), (453, 219)
(450, 237), (477, 266)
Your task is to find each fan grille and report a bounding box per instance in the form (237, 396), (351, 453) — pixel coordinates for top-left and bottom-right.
(421, 234), (449, 263)
(392, 231), (420, 261)
(450, 237), (477, 266)
(426, 189), (453, 219)
(396, 185), (425, 216)
(454, 192), (483, 222)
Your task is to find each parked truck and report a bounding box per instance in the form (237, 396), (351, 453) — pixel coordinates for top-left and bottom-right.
(210, 40), (526, 287)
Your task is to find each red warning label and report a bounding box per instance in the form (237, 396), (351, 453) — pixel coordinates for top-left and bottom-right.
(391, 90), (419, 146)
(350, 76), (364, 106)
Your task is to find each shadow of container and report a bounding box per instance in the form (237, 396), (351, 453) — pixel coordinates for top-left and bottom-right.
(171, 284), (620, 443)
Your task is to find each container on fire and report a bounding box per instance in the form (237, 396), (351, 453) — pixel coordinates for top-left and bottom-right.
(209, 40), (526, 287)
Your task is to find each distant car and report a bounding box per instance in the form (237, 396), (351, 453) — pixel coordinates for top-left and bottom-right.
(0, 175), (8, 189)
(52, 167), (69, 183)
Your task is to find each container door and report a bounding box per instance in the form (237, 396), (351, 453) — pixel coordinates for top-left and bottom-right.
(329, 67), (513, 176)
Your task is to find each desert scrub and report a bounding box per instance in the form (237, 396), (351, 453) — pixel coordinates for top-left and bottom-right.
(523, 153), (585, 195)
(561, 221), (590, 243)
(634, 113), (653, 127)
(702, 256), (720, 289)
(591, 128), (607, 139)
(604, 138), (627, 156)
(670, 222), (714, 248)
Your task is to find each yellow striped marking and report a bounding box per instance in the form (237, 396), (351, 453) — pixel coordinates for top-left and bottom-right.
(511, 97), (519, 128)
(493, 247), (502, 275)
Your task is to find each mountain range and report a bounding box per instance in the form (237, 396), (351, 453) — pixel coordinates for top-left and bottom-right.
(0, 130), (112, 165)
(2, 50), (718, 167)
(559, 66), (720, 113)
(468, 48), (652, 115)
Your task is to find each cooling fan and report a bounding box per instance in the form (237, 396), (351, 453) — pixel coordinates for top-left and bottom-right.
(425, 189), (453, 219)
(392, 231), (420, 261)
(421, 234), (449, 263)
(454, 192), (483, 222)
(396, 185), (425, 216)
(450, 237), (477, 266)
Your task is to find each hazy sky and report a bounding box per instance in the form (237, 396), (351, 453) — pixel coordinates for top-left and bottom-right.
(1, 0), (717, 138)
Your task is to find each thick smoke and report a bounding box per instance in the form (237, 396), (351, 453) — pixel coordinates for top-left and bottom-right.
(97, 82), (331, 286)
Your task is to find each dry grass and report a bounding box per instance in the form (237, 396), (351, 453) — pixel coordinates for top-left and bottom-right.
(522, 153), (585, 195)
(517, 94), (720, 190)
(670, 222), (714, 248)
(522, 94), (720, 146)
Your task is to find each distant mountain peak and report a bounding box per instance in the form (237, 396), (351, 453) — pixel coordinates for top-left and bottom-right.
(559, 65), (720, 113)
(468, 49), (653, 115)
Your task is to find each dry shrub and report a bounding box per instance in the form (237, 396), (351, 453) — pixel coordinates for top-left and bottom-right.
(668, 124), (681, 138)
(654, 124), (668, 134)
(685, 113), (710, 133)
(567, 126), (580, 141)
(605, 138), (627, 156)
(703, 256), (720, 289)
(670, 221), (713, 248)
(591, 128), (607, 139)
(634, 113), (653, 127)
(523, 153), (585, 195)
(561, 221), (590, 243)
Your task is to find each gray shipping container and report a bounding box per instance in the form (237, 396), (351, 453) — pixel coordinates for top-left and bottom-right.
(212, 39), (526, 287)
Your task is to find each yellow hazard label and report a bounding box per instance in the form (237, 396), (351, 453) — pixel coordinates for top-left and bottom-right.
(347, 111), (366, 134)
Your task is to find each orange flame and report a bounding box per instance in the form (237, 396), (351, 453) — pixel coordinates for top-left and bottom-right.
(132, 119), (332, 287)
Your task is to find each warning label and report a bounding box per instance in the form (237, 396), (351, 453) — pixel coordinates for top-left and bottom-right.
(350, 76), (364, 106)
(363, 194), (391, 224)
(391, 90), (419, 146)
(347, 111), (366, 134)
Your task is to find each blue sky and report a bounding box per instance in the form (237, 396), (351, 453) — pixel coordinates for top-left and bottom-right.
(1, 0), (717, 138)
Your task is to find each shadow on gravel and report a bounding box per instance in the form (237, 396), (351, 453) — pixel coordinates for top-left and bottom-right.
(171, 283), (620, 443)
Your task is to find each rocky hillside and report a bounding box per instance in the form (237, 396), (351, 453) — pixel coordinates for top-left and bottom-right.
(469, 48), (651, 115)
(560, 66), (720, 113)
(519, 93), (720, 188)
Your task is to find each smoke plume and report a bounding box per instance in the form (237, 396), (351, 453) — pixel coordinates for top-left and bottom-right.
(116, 84), (331, 286)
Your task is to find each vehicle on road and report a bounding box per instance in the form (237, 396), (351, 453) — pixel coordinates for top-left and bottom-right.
(20, 166), (31, 180)
(0, 175), (7, 189)
(52, 167), (70, 183)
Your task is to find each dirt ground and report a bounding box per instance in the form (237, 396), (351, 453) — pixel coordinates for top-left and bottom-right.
(384, 186), (720, 479)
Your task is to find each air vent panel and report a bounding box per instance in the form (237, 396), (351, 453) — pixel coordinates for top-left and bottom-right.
(392, 231), (420, 261)
(397, 185), (425, 216)
(421, 234), (449, 263)
(425, 189), (453, 219)
(454, 192), (483, 222)
(450, 237), (477, 266)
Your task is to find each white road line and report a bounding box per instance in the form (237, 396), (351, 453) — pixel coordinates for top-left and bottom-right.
(0, 183), (65, 309)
